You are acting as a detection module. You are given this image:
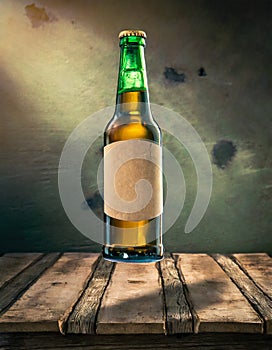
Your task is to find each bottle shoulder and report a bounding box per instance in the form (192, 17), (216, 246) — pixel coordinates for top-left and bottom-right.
(104, 114), (161, 144)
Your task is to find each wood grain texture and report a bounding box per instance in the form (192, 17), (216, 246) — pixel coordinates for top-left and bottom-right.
(0, 252), (271, 337)
(213, 254), (272, 334)
(0, 253), (60, 317)
(0, 253), (99, 332)
(233, 253), (272, 299)
(96, 262), (164, 334)
(159, 253), (193, 334)
(1, 332), (272, 350)
(175, 254), (263, 333)
(0, 253), (42, 289)
(58, 253), (100, 334)
(66, 257), (114, 334)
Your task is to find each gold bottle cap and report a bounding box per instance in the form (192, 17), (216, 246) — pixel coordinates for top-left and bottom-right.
(118, 30), (147, 39)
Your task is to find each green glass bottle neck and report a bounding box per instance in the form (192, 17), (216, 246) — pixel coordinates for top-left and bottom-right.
(117, 37), (149, 96)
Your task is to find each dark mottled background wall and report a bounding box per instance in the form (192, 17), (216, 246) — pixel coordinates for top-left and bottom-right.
(0, 0), (271, 253)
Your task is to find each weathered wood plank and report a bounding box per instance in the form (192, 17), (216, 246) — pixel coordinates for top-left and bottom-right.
(58, 254), (100, 334)
(0, 253), (99, 332)
(1, 332), (272, 350)
(96, 262), (164, 334)
(213, 254), (272, 334)
(174, 254), (263, 333)
(159, 253), (193, 334)
(233, 253), (272, 299)
(0, 253), (42, 289)
(66, 257), (114, 334)
(0, 253), (60, 317)
(0, 252), (271, 338)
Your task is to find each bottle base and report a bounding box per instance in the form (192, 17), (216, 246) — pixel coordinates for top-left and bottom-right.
(102, 245), (163, 263)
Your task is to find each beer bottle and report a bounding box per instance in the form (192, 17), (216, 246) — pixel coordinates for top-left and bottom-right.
(103, 30), (163, 262)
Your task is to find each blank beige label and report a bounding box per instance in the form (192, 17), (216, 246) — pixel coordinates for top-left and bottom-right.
(104, 139), (163, 221)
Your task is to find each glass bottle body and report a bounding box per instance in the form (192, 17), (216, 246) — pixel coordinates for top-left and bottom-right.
(102, 32), (163, 263)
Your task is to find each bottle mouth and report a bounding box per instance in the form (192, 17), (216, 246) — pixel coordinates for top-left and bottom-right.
(119, 30), (147, 47)
(119, 30), (147, 39)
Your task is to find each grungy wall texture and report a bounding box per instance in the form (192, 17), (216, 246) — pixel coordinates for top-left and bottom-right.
(0, 0), (271, 252)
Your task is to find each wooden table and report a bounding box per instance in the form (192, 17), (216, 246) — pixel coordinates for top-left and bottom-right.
(0, 252), (271, 349)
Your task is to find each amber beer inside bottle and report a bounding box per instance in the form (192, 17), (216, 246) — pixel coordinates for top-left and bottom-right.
(103, 30), (163, 262)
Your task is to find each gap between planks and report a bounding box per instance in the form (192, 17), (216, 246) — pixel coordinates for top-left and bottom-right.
(0, 253), (43, 290)
(0, 253), (99, 332)
(63, 257), (115, 335)
(212, 254), (272, 334)
(174, 254), (263, 333)
(0, 253), (61, 317)
(158, 253), (193, 334)
(232, 253), (272, 300)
